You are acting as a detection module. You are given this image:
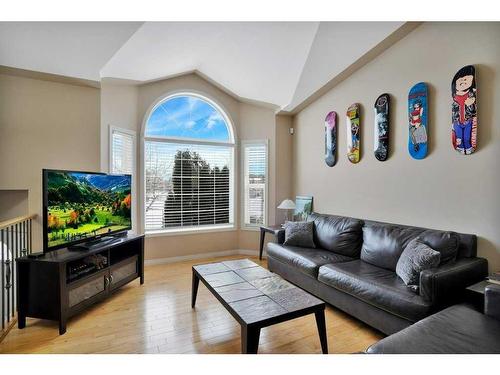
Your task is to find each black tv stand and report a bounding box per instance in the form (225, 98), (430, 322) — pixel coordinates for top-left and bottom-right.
(68, 234), (124, 251)
(16, 234), (144, 334)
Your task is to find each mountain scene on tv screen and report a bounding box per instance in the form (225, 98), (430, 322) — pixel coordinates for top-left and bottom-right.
(46, 171), (131, 247)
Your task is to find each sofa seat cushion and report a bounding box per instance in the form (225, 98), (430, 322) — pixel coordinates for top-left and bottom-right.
(267, 242), (354, 278)
(367, 304), (500, 353)
(318, 260), (432, 322)
(308, 213), (364, 257)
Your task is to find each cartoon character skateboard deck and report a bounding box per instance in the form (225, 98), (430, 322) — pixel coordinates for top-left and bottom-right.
(374, 93), (390, 161)
(346, 103), (360, 163)
(324, 111), (337, 167)
(408, 82), (428, 159)
(452, 65), (477, 155)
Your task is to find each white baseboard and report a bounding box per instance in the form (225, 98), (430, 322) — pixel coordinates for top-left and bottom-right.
(144, 249), (260, 266)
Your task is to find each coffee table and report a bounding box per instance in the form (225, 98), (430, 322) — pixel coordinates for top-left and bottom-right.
(191, 258), (327, 354)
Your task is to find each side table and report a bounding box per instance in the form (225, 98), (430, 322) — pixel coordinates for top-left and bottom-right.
(465, 280), (495, 312)
(259, 224), (283, 260)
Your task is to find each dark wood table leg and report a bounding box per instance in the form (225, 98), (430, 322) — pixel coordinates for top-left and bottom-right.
(191, 269), (200, 308)
(17, 262), (27, 330)
(59, 318), (67, 335)
(259, 228), (265, 260)
(241, 325), (261, 354)
(140, 246), (145, 284)
(18, 314), (26, 329)
(315, 310), (328, 354)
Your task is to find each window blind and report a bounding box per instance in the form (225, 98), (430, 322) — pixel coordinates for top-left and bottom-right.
(243, 142), (267, 227)
(111, 129), (135, 175)
(145, 140), (233, 231)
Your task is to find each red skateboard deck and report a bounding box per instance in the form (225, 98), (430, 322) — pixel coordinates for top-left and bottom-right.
(452, 65), (477, 155)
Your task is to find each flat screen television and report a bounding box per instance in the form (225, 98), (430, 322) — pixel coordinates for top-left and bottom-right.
(43, 169), (132, 252)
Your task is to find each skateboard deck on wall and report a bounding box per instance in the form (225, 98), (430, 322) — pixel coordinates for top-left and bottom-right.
(374, 93), (390, 161)
(324, 111), (337, 167)
(451, 65), (477, 155)
(346, 103), (360, 163)
(408, 82), (429, 159)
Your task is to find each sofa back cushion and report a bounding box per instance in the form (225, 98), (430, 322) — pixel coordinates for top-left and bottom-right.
(361, 222), (461, 270)
(456, 233), (477, 258)
(417, 230), (459, 264)
(308, 212), (363, 257)
(361, 223), (423, 271)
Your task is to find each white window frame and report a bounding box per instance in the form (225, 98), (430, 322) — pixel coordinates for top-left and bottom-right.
(142, 92), (236, 236)
(109, 125), (137, 233)
(241, 139), (269, 231)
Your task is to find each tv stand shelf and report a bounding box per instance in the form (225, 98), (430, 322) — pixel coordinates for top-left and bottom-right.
(16, 234), (144, 334)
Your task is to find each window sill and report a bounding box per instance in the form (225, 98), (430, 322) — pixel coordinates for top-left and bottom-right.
(240, 226), (261, 232)
(145, 224), (236, 237)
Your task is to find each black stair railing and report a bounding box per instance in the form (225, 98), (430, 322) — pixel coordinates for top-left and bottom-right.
(1, 214), (35, 332)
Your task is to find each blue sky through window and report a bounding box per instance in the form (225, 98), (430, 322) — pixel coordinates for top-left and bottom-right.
(146, 96), (231, 141)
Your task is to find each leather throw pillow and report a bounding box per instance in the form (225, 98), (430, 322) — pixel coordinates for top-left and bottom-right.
(283, 221), (316, 248)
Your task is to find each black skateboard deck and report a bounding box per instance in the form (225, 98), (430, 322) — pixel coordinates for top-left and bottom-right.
(374, 93), (390, 161)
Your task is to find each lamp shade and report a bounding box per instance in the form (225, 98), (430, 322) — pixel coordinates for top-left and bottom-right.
(277, 199), (296, 210)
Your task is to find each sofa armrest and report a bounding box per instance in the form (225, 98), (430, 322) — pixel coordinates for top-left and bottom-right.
(277, 228), (285, 244)
(419, 257), (488, 305)
(485, 284), (500, 321)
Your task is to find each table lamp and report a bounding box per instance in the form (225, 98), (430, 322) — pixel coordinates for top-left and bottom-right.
(277, 199), (296, 223)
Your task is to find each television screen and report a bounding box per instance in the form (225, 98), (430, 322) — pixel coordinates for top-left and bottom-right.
(43, 170), (132, 251)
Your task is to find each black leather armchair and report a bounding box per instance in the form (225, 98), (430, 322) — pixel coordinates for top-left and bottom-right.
(367, 284), (500, 354)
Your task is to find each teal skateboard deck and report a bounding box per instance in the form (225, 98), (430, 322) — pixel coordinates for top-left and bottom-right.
(408, 82), (428, 159)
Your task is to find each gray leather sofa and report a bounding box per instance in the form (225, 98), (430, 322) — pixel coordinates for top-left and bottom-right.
(366, 284), (500, 353)
(267, 212), (488, 335)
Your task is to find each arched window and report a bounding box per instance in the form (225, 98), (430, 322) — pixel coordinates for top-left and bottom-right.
(143, 93), (235, 233)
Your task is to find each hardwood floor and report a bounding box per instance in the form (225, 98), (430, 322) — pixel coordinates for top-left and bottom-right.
(0, 255), (383, 354)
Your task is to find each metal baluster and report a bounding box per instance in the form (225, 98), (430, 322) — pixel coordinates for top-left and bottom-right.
(6, 227), (11, 323)
(29, 219), (32, 254)
(21, 220), (27, 257)
(9, 225), (13, 319)
(1, 229), (5, 330)
(13, 223), (19, 317)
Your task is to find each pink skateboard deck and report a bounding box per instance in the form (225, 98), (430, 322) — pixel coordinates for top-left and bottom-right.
(325, 111), (337, 167)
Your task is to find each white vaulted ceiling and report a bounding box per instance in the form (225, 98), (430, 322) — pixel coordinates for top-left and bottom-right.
(0, 22), (143, 81)
(100, 22), (319, 107)
(0, 21), (411, 111)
